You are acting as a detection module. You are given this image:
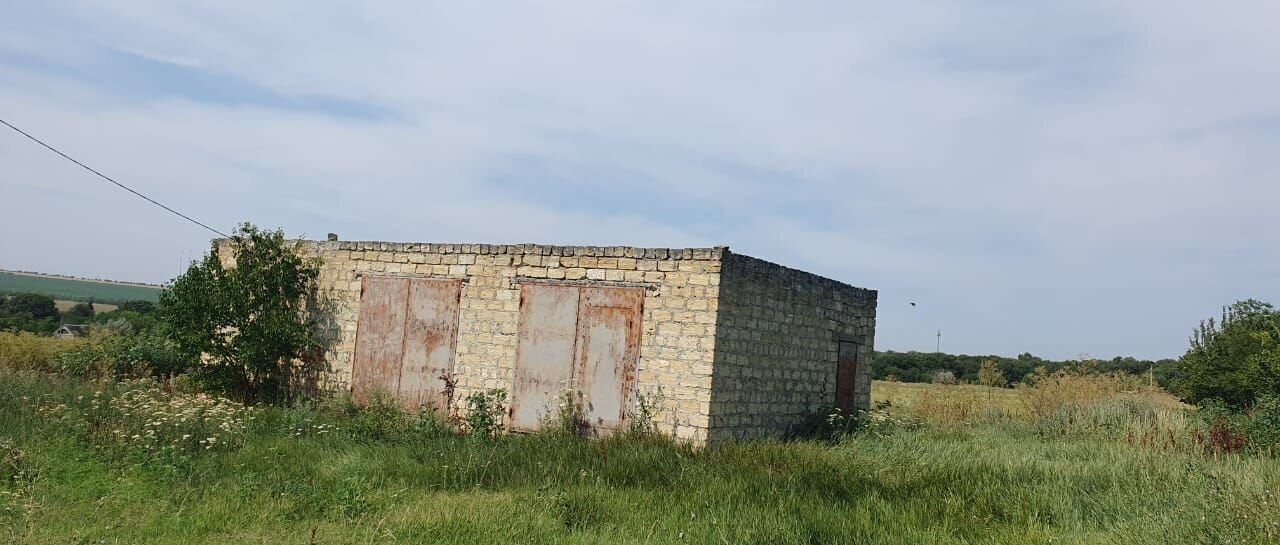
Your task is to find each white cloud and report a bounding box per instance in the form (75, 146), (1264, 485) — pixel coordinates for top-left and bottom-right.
(1, 1), (1277, 359)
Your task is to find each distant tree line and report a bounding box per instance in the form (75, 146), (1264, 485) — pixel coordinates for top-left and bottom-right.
(872, 350), (1178, 389)
(0, 292), (158, 335)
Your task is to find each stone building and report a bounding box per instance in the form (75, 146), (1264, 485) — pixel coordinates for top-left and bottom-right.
(219, 239), (876, 444)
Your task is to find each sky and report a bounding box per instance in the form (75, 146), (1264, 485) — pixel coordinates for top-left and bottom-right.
(1, 2), (1277, 361)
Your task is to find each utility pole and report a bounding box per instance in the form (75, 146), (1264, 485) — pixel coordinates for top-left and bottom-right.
(936, 329), (941, 353)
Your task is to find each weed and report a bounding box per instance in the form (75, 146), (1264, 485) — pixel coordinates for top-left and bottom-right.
(541, 389), (588, 437)
(464, 389), (507, 439)
(625, 387), (663, 438)
(0, 438), (39, 542)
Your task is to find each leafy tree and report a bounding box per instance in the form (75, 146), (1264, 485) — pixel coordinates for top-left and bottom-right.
(872, 350), (1177, 388)
(159, 223), (322, 402)
(977, 359), (1008, 388)
(64, 302), (95, 322)
(1174, 299), (1280, 408)
(0, 293), (60, 334)
(117, 300), (156, 314)
(3, 293), (58, 320)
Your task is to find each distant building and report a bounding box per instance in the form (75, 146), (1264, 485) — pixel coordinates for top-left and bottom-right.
(54, 324), (88, 338)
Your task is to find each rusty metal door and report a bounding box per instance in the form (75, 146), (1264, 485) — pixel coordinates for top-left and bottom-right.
(397, 279), (462, 411)
(351, 276), (409, 405)
(836, 341), (861, 411)
(573, 287), (643, 433)
(510, 284), (581, 431)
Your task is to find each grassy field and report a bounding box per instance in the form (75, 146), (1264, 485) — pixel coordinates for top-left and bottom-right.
(2, 358), (1277, 544)
(0, 271), (161, 304)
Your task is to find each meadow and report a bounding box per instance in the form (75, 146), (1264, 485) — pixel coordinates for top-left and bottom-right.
(0, 271), (161, 304)
(1, 334), (1278, 544)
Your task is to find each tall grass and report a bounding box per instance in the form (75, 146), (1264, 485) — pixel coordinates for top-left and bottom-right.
(0, 332), (86, 373)
(3, 369), (1279, 544)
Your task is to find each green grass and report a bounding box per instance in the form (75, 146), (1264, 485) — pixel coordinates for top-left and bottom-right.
(0, 271), (161, 304)
(3, 372), (1278, 544)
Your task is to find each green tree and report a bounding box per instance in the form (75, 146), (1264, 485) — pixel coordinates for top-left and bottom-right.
(158, 223), (322, 402)
(0, 293), (60, 334)
(1174, 299), (1280, 408)
(117, 300), (156, 314)
(64, 302), (95, 322)
(3, 293), (58, 320)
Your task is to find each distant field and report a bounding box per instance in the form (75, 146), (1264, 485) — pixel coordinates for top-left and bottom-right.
(873, 380), (1028, 416)
(0, 271), (161, 304)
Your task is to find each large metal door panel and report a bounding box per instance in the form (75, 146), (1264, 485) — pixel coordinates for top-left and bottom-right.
(573, 287), (643, 433)
(397, 279), (462, 412)
(510, 284), (580, 431)
(351, 277), (409, 405)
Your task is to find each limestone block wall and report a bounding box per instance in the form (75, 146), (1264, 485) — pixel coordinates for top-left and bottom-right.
(218, 239), (724, 443)
(707, 252), (877, 443)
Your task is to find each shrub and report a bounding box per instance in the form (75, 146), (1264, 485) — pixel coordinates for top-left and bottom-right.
(52, 332), (186, 379)
(930, 370), (957, 385)
(464, 389), (507, 439)
(159, 223), (322, 402)
(1241, 394), (1280, 455)
(1198, 395), (1280, 456)
(1175, 299), (1280, 408)
(63, 302), (94, 322)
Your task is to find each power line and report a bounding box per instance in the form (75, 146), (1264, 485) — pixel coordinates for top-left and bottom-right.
(0, 117), (230, 238)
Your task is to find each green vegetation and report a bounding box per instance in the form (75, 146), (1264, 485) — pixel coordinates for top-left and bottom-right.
(2, 369), (1278, 544)
(159, 223), (322, 402)
(0, 294), (60, 334)
(0, 271), (161, 305)
(1175, 299), (1280, 408)
(1, 291), (160, 337)
(873, 350), (1177, 388)
(3, 226), (1278, 543)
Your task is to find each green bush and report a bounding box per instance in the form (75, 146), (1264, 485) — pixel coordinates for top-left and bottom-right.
(158, 223), (322, 402)
(1175, 299), (1280, 408)
(52, 332), (186, 380)
(464, 389), (507, 439)
(0, 293), (60, 334)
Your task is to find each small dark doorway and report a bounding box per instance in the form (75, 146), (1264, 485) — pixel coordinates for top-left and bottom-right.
(836, 340), (862, 411)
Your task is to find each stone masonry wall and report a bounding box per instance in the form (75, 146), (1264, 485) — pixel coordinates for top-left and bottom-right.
(707, 252), (877, 443)
(218, 239), (724, 443)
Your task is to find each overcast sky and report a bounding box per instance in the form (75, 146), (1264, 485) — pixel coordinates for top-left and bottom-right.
(2, 2), (1277, 360)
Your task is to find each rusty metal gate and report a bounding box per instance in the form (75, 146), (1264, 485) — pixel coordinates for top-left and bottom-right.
(352, 276), (461, 411)
(836, 340), (861, 411)
(510, 284), (643, 433)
